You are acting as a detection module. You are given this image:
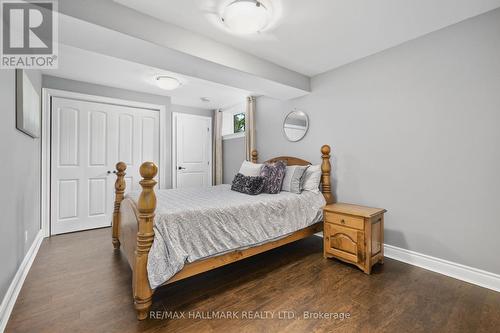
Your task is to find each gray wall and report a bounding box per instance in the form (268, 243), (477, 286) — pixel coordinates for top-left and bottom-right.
(42, 76), (212, 189)
(255, 8), (500, 274)
(0, 70), (42, 301)
(223, 137), (246, 184)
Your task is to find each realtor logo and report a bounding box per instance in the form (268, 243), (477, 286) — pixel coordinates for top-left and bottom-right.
(1, 0), (58, 68)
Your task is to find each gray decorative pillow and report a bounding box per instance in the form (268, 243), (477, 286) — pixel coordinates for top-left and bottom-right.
(260, 160), (287, 194)
(281, 165), (309, 194)
(231, 173), (265, 195)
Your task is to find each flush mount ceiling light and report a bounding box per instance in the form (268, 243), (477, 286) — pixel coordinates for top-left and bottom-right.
(155, 76), (181, 90)
(221, 0), (271, 34)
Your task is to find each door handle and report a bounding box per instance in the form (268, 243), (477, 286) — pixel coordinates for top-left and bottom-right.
(178, 166), (186, 170)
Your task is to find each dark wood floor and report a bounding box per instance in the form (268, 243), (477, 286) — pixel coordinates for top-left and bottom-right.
(6, 228), (500, 333)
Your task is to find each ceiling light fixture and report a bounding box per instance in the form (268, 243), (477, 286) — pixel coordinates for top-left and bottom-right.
(155, 76), (181, 90)
(221, 0), (270, 34)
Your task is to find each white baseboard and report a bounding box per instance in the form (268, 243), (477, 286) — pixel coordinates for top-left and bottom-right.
(384, 244), (500, 293)
(0, 230), (44, 333)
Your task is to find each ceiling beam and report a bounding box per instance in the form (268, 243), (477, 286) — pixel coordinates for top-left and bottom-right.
(56, 0), (311, 99)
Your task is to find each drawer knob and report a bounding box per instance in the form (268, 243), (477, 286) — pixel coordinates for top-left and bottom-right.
(341, 219), (346, 224)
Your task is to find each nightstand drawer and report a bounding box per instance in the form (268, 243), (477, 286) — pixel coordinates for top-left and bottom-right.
(324, 223), (364, 263)
(324, 212), (364, 230)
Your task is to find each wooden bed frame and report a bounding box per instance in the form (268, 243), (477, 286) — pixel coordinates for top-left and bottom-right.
(112, 145), (333, 320)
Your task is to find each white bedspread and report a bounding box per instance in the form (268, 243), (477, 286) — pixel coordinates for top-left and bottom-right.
(126, 184), (325, 289)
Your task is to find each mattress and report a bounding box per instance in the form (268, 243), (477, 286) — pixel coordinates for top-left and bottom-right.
(125, 184), (326, 289)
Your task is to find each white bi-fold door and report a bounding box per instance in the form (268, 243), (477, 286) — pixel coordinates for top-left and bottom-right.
(173, 113), (212, 188)
(50, 97), (159, 235)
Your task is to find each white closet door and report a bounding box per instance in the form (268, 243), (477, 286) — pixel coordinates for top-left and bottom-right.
(50, 97), (159, 235)
(116, 106), (160, 192)
(173, 113), (212, 188)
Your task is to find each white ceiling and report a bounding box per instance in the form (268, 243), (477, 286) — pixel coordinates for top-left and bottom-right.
(115, 0), (500, 76)
(43, 45), (250, 109)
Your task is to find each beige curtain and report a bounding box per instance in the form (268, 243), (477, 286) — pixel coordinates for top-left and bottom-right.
(213, 109), (223, 185)
(245, 96), (256, 161)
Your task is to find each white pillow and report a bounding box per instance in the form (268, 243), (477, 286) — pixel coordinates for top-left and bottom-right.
(239, 160), (263, 177)
(301, 164), (321, 193)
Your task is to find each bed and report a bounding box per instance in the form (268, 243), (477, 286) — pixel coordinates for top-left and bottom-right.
(112, 145), (334, 320)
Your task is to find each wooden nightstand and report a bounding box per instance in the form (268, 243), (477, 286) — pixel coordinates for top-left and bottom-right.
(323, 203), (387, 274)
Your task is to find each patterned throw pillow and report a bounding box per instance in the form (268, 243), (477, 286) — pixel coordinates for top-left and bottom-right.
(281, 165), (309, 194)
(231, 173), (265, 195)
(260, 160), (287, 194)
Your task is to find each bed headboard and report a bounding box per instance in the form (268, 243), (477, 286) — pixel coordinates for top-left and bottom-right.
(251, 145), (333, 204)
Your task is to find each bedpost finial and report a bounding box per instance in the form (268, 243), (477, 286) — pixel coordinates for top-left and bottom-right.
(321, 144), (330, 156)
(140, 162), (158, 180)
(116, 161), (127, 172)
(251, 149), (258, 163)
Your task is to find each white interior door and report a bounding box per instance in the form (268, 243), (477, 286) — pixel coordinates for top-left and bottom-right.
(173, 113), (212, 188)
(50, 97), (159, 235)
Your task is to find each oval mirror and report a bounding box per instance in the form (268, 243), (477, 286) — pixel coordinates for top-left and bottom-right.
(283, 110), (309, 142)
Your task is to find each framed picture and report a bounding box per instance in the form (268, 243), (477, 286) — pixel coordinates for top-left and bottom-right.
(16, 69), (41, 138)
